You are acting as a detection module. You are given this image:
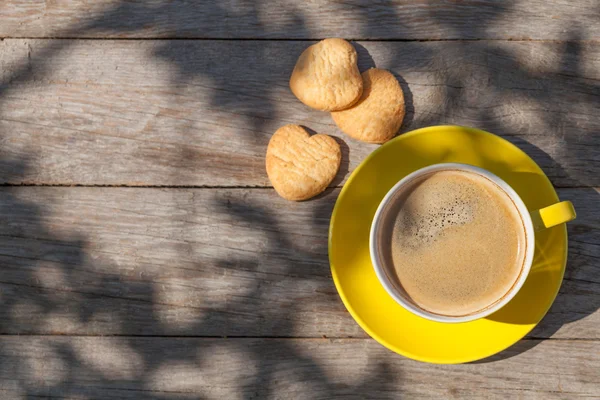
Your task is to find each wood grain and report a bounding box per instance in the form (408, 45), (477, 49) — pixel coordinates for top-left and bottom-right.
(0, 187), (596, 339)
(0, 39), (599, 187)
(0, 337), (597, 399)
(0, 1), (598, 394)
(1, 1), (600, 40)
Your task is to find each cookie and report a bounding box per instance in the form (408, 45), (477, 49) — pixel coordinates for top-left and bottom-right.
(290, 38), (363, 111)
(266, 125), (341, 201)
(331, 68), (405, 143)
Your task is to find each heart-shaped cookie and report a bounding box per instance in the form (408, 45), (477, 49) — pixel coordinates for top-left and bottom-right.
(290, 38), (363, 111)
(331, 68), (405, 143)
(266, 125), (341, 201)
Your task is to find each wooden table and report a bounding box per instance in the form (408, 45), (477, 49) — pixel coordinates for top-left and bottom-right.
(0, 1), (599, 398)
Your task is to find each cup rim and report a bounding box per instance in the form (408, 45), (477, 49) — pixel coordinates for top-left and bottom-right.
(369, 163), (536, 323)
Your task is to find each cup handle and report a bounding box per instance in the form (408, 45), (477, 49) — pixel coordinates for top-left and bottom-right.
(530, 201), (576, 231)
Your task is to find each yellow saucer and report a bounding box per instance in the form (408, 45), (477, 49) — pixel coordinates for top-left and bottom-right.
(329, 125), (567, 364)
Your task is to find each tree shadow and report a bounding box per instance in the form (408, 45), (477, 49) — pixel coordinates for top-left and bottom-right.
(0, 1), (400, 398)
(0, 1), (597, 398)
(416, 10), (600, 363)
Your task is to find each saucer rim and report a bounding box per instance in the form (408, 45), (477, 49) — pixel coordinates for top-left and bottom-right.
(328, 125), (567, 364)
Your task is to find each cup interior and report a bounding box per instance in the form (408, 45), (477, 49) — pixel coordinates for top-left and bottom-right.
(369, 163), (536, 323)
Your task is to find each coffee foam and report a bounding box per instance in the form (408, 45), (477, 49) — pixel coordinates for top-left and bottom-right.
(393, 180), (476, 249)
(383, 170), (526, 317)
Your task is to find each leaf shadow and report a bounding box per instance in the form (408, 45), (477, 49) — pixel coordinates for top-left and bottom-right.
(0, 1), (597, 398)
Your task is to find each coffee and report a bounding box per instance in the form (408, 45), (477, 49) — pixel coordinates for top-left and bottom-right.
(379, 169), (527, 317)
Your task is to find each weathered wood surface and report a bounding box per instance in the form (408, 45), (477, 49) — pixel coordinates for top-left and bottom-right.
(1, 1), (600, 40)
(0, 337), (597, 399)
(0, 1), (599, 397)
(1, 39), (599, 187)
(0, 187), (597, 339)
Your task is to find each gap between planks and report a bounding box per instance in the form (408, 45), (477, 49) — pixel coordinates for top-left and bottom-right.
(4, 37), (600, 42)
(0, 184), (595, 189)
(0, 184), (276, 189)
(0, 334), (596, 341)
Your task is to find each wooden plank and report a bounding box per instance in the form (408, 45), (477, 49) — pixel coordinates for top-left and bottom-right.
(0, 337), (597, 399)
(1, 39), (599, 187)
(0, 187), (597, 339)
(1, 1), (600, 40)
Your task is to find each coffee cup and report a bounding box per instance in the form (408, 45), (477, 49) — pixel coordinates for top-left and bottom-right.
(370, 163), (576, 323)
